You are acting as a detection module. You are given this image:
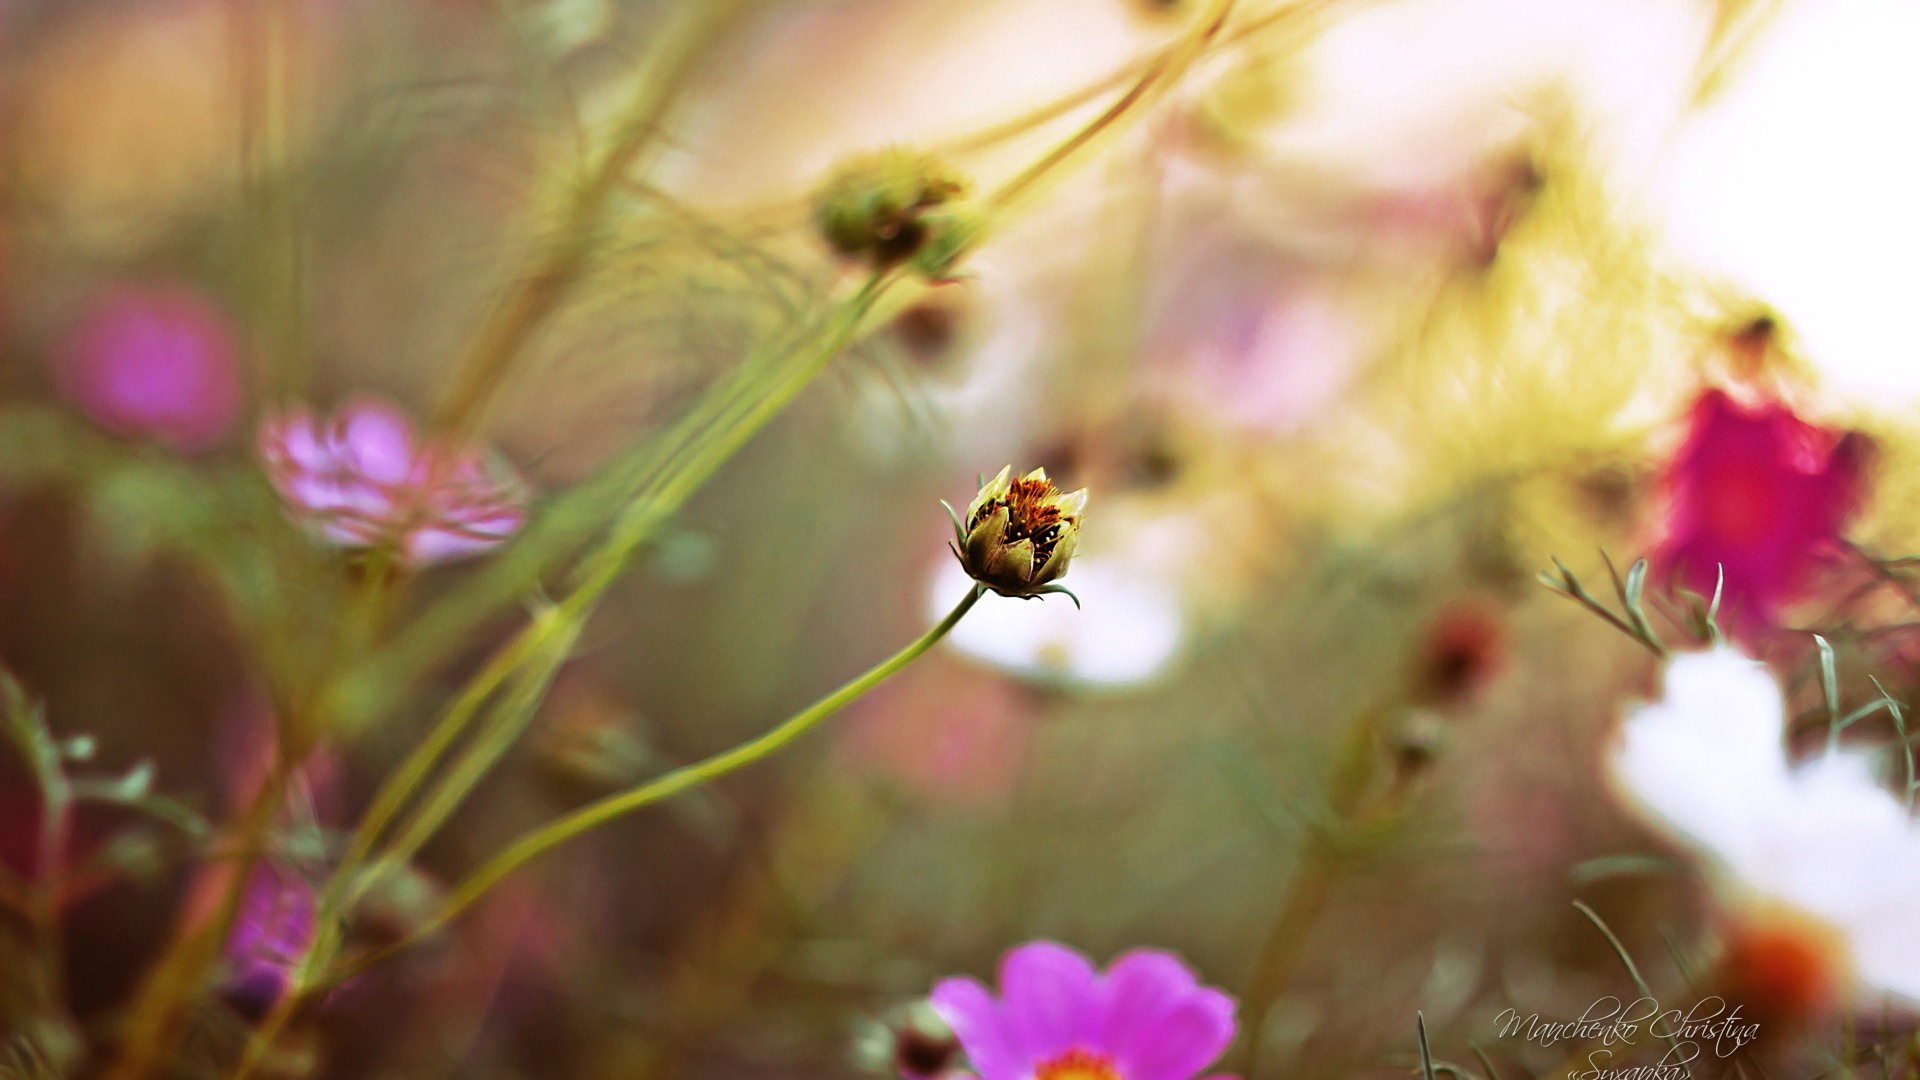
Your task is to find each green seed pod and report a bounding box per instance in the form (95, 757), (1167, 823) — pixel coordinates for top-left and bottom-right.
(813, 149), (971, 272)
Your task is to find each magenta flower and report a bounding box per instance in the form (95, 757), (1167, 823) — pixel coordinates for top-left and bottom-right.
(221, 863), (317, 1021)
(1655, 389), (1869, 632)
(58, 284), (242, 452)
(927, 941), (1237, 1080)
(259, 397), (526, 566)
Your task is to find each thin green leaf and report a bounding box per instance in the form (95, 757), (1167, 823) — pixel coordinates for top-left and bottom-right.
(1416, 1012), (1437, 1080)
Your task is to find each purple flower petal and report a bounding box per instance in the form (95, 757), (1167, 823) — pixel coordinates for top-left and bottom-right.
(1084, 949), (1201, 1056)
(222, 864), (317, 1020)
(997, 941), (1099, 1064)
(930, 977), (1023, 1080)
(1112, 987), (1237, 1080)
(338, 399), (416, 486)
(408, 525), (510, 564)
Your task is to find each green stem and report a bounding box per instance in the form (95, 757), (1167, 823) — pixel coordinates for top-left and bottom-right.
(107, 762), (292, 1080)
(984, 0), (1236, 213)
(1238, 703), (1391, 1079)
(353, 273), (885, 901)
(340, 584), (984, 979)
(1236, 832), (1336, 1077)
(431, 0), (749, 444)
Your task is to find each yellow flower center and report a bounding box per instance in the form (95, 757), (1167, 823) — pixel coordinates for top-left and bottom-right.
(1035, 1048), (1122, 1080)
(973, 475), (1068, 556)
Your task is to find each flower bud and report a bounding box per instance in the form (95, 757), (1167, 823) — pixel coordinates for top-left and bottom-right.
(814, 149), (971, 274)
(892, 1003), (961, 1080)
(946, 466), (1086, 604)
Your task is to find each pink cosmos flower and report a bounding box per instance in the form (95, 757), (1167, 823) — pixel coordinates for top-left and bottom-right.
(259, 397), (526, 566)
(1655, 389), (1869, 633)
(927, 941), (1238, 1080)
(58, 284), (242, 451)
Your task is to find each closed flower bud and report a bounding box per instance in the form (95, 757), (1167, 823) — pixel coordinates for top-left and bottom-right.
(814, 149), (971, 273)
(945, 466), (1086, 604)
(892, 1002), (961, 1080)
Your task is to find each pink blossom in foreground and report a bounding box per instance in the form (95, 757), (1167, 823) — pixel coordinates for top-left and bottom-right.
(259, 397), (526, 566)
(1655, 389), (1868, 632)
(58, 284), (242, 451)
(220, 863), (317, 1021)
(927, 941), (1237, 1080)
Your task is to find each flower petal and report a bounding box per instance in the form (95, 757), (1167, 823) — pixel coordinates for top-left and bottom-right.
(1084, 949), (1199, 1055)
(930, 977), (1023, 1080)
(966, 506), (1011, 569)
(1113, 987), (1237, 1080)
(339, 399), (416, 485)
(1033, 528), (1077, 587)
(968, 466), (1013, 520)
(989, 538), (1036, 588)
(997, 941), (1098, 1063)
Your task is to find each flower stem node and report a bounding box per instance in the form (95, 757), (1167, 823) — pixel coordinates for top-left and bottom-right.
(814, 149), (974, 277)
(945, 466), (1086, 605)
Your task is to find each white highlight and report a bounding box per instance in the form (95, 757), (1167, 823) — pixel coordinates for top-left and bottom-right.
(1611, 647), (1920, 1003)
(928, 558), (1185, 691)
(1660, 0), (1920, 404)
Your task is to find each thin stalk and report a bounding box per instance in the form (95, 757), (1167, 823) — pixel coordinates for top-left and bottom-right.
(1236, 834), (1336, 1075)
(431, 0), (749, 444)
(104, 761), (291, 1080)
(338, 584), (984, 981)
(327, 603), (578, 908)
(336, 273), (885, 901)
(708, 0), (1352, 227)
(324, 304), (813, 733)
(984, 0), (1237, 214)
(28, 736), (73, 1016)
(567, 277), (886, 602)
(1238, 702), (1393, 1078)
(1573, 900), (1692, 1080)
(354, 624), (580, 897)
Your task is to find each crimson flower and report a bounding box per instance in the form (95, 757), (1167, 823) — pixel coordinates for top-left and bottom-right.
(1655, 389), (1868, 632)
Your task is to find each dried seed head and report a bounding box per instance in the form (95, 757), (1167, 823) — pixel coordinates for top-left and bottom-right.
(947, 466), (1086, 604)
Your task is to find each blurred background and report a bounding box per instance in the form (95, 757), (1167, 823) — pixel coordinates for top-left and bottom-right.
(3, 0), (1920, 1076)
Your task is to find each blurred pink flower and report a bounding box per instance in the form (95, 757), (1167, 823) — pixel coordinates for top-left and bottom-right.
(1139, 241), (1361, 437)
(928, 941), (1238, 1080)
(1655, 389), (1868, 632)
(1411, 600), (1506, 709)
(221, 862), (317, 1021)
(259, 397), (527, 566)
(59, 284), (242, 451)
(838, 659), (1032, 809)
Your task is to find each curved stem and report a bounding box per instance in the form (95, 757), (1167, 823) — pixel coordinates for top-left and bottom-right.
(337, 584), (985, 980)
